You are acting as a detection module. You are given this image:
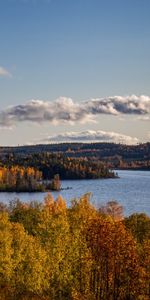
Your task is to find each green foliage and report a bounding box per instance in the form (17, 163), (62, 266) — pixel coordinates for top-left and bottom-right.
(124, 213), (150, 243)
(9, 199), (42, 235)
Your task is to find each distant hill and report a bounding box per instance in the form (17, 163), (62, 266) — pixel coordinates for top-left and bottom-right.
(0, 142), (150, 162)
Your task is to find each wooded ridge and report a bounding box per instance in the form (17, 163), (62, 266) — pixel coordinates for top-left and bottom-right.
(0, 142), (149, 170)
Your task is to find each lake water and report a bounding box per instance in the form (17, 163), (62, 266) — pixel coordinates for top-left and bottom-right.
(0, 170), (149, 216)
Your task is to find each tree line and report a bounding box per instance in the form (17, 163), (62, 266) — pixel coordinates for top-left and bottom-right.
(0, 194), (149, 300)
(0, 142), (150, 159)
(0, 153), (116, 180)
(0, 166), (61, 192)
(0, 142), (149, 170)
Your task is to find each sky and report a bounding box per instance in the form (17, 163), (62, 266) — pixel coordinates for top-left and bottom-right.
(0, 0), (150, 146)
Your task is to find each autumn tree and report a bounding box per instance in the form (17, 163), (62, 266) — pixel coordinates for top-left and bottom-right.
(0, 194), (149, 300)
(99, 200), (124, 221)
(124, 213), (150, 243)
(0, 212), (13, 298)
(86, 216), (140, 300)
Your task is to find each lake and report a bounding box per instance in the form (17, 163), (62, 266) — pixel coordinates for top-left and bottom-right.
(0, 170), (149, 216)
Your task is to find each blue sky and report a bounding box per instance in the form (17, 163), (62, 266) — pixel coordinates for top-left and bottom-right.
(0, 0), (150, 145)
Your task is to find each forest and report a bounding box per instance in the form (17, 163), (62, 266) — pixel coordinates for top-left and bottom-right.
(0, 166), (61, 192)
(0, 153), (116, 181)
(0, 142), (149, 170)
(0, 194), (150, 300)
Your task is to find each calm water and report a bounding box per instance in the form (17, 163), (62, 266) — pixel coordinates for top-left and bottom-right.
(0, 170), (149, 216)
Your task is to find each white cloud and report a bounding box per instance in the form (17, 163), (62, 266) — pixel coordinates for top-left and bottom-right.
(0, 66), (12, 78)
(0, 95), (150, 128)
(40, 130), (139, 145)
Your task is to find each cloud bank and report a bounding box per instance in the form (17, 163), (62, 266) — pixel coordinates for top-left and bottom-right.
(0, 66), (12, 78)
(40, 130), (139, 145)
(0, 95), (150, 127)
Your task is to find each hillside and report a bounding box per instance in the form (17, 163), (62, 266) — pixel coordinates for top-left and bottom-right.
(0, 142), (150, 170)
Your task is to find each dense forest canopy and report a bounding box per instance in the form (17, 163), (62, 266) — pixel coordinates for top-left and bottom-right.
(0, 194), (150, 300)
(0, 153), (116, 181)
(0, 142), (149, 170)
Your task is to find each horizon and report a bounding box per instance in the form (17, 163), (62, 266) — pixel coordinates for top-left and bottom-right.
(0, 140), (149, 149)
(0, 0), (150, 146)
